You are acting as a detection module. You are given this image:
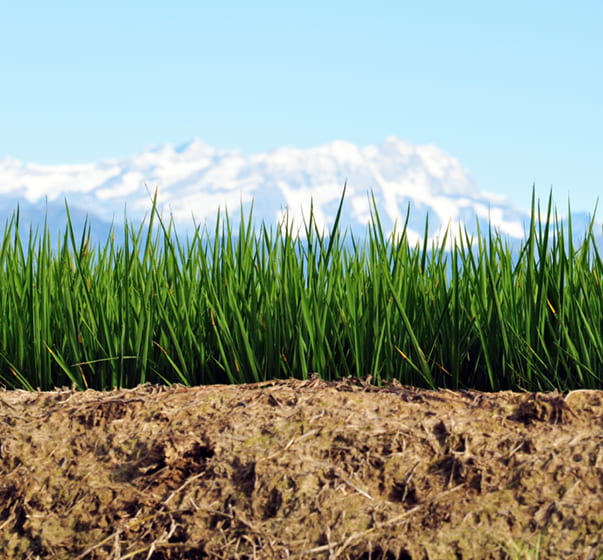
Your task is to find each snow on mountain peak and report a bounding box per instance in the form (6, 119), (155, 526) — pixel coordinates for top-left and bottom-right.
(0, 137), (527, 242)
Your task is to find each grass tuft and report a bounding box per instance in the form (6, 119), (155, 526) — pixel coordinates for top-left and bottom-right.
(0, 189), (601, 391)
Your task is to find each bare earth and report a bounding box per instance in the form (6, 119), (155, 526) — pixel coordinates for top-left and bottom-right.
(0, 378), (602, 559)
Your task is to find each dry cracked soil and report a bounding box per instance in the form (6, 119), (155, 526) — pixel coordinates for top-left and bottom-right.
(0, 377), (602, 559)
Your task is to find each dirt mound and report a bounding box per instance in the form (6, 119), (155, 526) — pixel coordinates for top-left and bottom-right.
(1, 378), (602, 559)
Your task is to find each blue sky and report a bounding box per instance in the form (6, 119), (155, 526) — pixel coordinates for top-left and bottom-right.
(1, 0), (601, 213)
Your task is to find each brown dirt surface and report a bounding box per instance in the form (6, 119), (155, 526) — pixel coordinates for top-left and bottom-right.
(0, 377), (602, 560)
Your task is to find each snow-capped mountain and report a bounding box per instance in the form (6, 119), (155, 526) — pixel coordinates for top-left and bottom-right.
(0, 137), (593, 245)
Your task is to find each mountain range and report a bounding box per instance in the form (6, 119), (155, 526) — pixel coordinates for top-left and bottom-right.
(0, 137), (597, 246)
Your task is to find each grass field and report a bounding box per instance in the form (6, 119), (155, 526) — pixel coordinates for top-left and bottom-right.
(0, 189), (601, 392)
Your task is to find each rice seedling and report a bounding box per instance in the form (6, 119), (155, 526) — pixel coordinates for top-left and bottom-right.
(0, 189), (601, 391)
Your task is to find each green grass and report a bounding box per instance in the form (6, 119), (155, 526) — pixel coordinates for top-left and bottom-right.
(500, 533), (603, 560)
(0, 188), (601, 392)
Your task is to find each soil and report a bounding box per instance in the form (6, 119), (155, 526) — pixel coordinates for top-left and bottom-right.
(0, 377), (602, 560)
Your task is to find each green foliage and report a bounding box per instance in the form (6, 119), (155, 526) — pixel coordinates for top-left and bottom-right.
(0, 189), (601, 391)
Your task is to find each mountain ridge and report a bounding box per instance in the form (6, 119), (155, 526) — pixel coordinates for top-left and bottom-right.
(0, 137), (596, 245)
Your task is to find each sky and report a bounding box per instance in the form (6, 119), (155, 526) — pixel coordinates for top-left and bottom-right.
(0, 0), (601, 213)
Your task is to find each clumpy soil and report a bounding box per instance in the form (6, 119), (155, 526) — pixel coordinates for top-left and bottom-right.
(0, 378), (602, 560)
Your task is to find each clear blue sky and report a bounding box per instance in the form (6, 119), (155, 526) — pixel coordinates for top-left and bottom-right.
(1, 0), (601, 213)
